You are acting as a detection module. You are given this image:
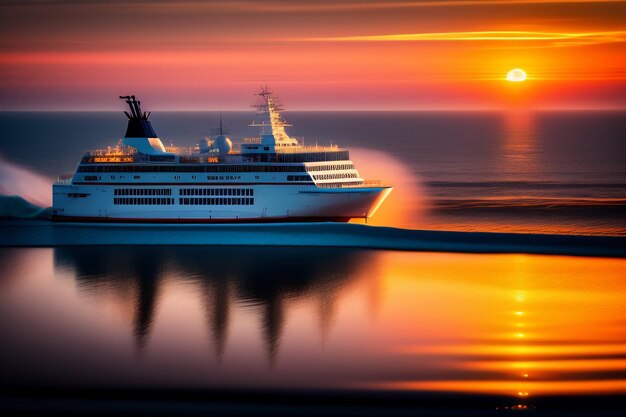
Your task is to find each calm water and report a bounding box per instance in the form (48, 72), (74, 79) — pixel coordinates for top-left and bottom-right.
(1, 111), (625, 413)
(0, 246), (624, 410)
(0, 110), (625, 234)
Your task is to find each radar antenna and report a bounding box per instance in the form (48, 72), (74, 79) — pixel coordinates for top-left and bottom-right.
(209, 112), (230, 136)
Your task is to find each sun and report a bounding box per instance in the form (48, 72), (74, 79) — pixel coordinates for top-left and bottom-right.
(506, 68), (527, 82)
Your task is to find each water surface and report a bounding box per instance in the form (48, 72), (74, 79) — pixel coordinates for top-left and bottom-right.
(1, 246), (624, 410)
(0, 110), (624, 234)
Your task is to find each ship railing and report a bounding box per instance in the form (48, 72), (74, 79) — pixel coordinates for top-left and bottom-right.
(241, 138), (345, 153)
(316, 179), (386, 189)
(276, 144), (344, 154)
(84, 144), (343, 158)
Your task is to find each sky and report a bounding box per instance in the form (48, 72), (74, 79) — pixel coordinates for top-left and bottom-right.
(0, 0), (625, 110)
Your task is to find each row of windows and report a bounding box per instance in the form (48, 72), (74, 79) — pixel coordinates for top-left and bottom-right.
(149, 155), (175, 162)
(114, 188), (172, 196)
(314, 173), (359, 180)
(242, 145), (270, 151)
(180, 197), (254, 206)
(81, 151), (352, 168)
(287, 175), (312, 181)
(230, 151), (351, 163)
(306, 164), (354, 172)
(274, 151), (350, 163)
(78, 164), (307, 173)
(180, 188), (254, 196)
(114, 198), (175, 205)
(317, 181), (366, 188)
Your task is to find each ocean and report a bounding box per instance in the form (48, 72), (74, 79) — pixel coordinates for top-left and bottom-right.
(0, 246), (625, 414)
(1, 110), (624, 234)
(0, 111), (625, 414)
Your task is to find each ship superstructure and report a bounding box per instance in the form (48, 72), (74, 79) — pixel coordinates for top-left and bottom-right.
(52, 89), (392, 222)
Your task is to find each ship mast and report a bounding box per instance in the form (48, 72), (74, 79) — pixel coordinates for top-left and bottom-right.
(249, 86), (298, 147)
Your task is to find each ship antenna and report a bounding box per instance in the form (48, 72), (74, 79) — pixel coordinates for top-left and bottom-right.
(219, 111), (223, 135)
(119, 95), (149, 120)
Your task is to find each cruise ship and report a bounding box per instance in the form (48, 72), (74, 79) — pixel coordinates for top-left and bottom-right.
(52, 89), (392, 223)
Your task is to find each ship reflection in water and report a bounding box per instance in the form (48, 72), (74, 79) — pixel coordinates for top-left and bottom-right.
(0, 247), (625, 407)
(54, 246), (366, 365)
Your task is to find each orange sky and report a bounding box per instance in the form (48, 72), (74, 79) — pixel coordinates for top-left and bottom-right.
(0, 0), (625, 110)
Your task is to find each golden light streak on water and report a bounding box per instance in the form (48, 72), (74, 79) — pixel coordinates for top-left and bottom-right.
(375, 380), (626, 395)
(367, 252), (626, 397)
(0, 247), (624, 403)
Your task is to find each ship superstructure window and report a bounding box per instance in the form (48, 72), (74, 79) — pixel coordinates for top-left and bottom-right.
(180, 188), (253, 197)
(306, 164), (355, 172)
(78, 164), (308, 173)
(149, 155), (175, 162)
(114, 198), (175, 205)
(313, 173), (359, 180)
(82, 150), (350, 165)
(114, 188), (172, 196)
(287, 175), (312, 181)
(179, 197), (255, 206)
(275, 151), (350, 163)
(316, 181), (366, 188)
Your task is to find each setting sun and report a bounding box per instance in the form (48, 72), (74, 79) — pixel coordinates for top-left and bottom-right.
(506, 68), (527, 82)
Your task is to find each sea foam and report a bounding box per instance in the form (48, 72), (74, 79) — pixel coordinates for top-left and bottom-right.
(0, 196), (51, 219)
(0, 156), (52, 208)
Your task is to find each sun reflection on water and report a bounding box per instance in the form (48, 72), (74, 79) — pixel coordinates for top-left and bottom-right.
(358, 252), (626, 399)
(498, 111), (539, 181)
(0, 247), (624, 404)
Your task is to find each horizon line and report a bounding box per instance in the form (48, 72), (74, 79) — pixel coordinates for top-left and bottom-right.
(2, 106), (625, 112)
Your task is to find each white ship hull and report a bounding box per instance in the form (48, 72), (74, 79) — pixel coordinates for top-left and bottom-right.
(51, 91), (393, 223)
(52, 183), (392, 223)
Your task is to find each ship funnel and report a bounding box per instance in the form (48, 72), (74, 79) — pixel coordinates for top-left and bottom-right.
(119, 95), (158, 138)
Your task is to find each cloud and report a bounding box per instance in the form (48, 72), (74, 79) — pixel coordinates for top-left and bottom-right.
(302, 30), (626, 48)
(3, 0), (624, 13)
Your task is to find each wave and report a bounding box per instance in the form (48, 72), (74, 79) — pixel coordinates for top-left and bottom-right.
(0, 156), (53, 207)
(0, 195), (51, 219)
(432, 197), (626, 211)
(349, 148), (428, 226)
(427, 181), (626, 189)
